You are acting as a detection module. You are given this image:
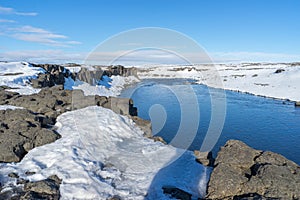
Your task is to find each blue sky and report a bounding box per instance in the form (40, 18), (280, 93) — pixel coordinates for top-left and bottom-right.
(0, 0), (300, 63)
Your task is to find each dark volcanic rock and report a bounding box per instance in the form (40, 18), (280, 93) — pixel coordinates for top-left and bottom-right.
(76, 67), (104, 85)
(206, 140), (300, 200)
(31, 64), (75, 88)
(105, 65), (137, 77)
(0, 85), (141, 163)
(0, 109), (60, 162)
(23, 175), (61, 199)
(274, 69), (285, 73)
(76, 65), (138, 85)
(5, 85), (73, 117)
(162, 186), (192, 200)
(0, 175), (61, 200)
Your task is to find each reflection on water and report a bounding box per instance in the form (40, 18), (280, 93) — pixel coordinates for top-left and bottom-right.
(121, 79), (300, 164)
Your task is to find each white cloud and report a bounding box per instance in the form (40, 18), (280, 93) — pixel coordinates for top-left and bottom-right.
(0, 19), (15, 23)
(3, 25), (81, 47)
(0, 6), (37, 16)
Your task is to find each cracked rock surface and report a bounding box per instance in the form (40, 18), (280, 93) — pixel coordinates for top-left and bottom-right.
(206, 140), (300, 200)
(0, 108), (60, 162)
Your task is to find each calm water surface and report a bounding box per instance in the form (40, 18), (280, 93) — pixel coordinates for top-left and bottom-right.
(121, 79), (300, 164)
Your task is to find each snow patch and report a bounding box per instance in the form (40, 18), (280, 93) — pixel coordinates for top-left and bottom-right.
(0, 105), (23, 110)
(72, 75), (139, 97)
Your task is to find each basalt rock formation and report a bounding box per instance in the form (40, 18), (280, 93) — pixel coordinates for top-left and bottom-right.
(30, 64), (76, 88)
(76, 65), (138, 85)
(206, 140), (300, 200)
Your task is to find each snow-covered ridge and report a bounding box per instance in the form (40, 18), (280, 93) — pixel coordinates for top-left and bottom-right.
(137, 63), (300, 101)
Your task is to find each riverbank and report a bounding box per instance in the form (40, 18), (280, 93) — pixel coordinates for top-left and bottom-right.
(137, 62), (300, 102)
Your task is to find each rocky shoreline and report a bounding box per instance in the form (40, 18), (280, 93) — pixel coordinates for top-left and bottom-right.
(0, 64), (299, 199)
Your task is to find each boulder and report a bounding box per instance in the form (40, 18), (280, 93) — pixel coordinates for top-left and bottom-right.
(151, 136), (167, 144)
(24, 175), (61, 197)
(130, 116), (152, 137)
(274, 69), (285, 73)
(194, 150), (214, 167)
(206, 140), (300, 200)
(110, 97), (131, 115)
(71, 89), (96, 110)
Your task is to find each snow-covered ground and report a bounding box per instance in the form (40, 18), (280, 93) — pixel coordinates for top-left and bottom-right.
(0, 61), (44, 95)
(0, 106), (210, 199)
(73, 75), (139, 97)
(138, 63), (300, 101)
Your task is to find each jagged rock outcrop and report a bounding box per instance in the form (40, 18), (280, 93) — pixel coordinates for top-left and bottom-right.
(206, 140), (300, 200)
(0, 175), (61, 199)
(76, 65), (138, 85)
(31, 64), (75, 88)
(104, 65), (138, 77)
(76, 67), (104, 85)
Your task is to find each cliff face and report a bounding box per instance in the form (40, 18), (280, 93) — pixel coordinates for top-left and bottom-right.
(30, 64), (76, 88)
(76, 65), (138, 85)
(206, 140), (300, 200)
(30, 64), (138, 87)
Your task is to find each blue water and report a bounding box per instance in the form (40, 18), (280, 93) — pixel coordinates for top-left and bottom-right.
(121, 79), (300, 164)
